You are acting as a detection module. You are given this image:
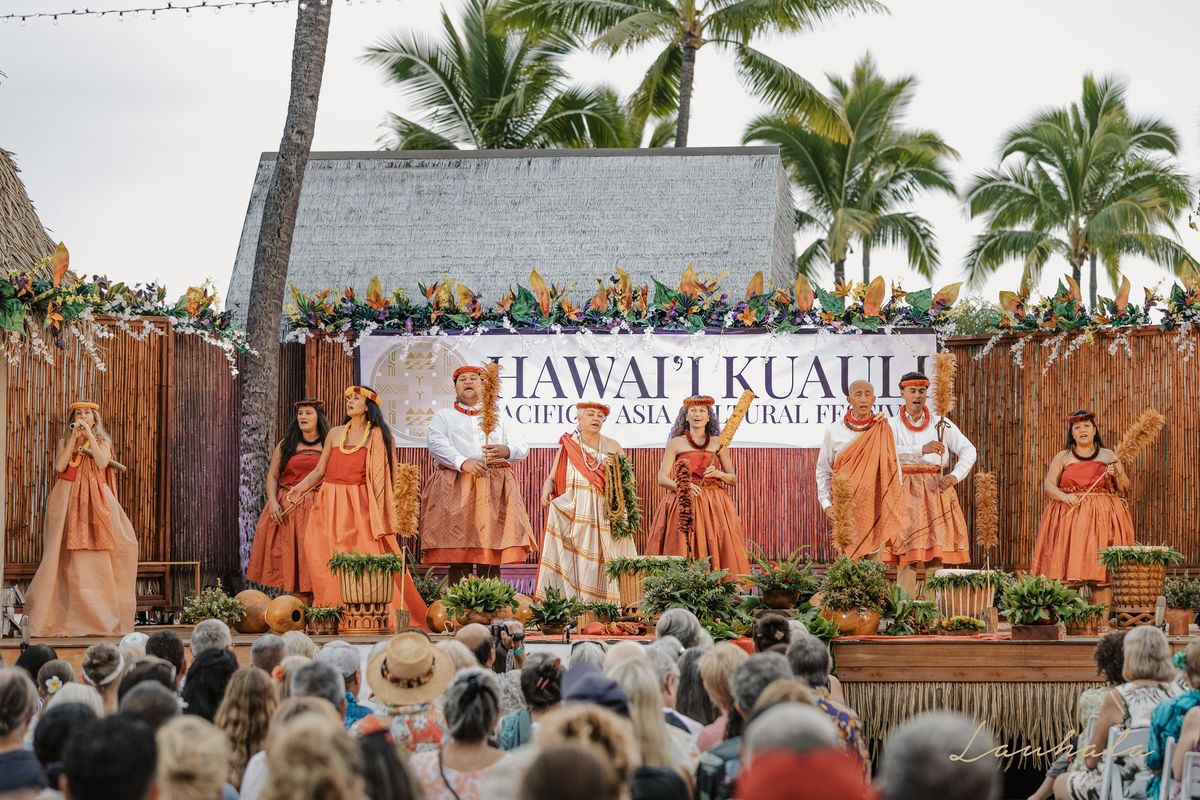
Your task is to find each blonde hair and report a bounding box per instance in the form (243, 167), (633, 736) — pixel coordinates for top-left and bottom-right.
(214, 668), (278, 787)
(1184, 639), (1200, 690)
(608, 659), (674, 770)
(259, 712), (363, 800)
(1122, 625), (1175, 682)
(275, 655), (312, 701)
(282, 631), (318, 659)
(436, 640), (478, 673)
(699, 642), (750, 712)
(66, 406), (111, 443)
(156, 716), (233, 800)
(752, 678), (818, 714)
(536, 704), (640, 788)
(45, 682), (105, 715)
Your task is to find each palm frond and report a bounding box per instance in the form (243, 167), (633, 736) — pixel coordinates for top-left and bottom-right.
(731, 44), (850, 142)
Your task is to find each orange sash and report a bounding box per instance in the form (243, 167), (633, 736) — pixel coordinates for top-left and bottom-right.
(832, 419), (909, 558)
(553, 433), (606, 498)
(65, 456), (117, 551)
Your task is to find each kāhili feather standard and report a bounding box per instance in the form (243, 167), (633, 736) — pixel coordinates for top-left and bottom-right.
(830, 474), (857, 555)
(974, 472), (999, 551)
(480, 361), (501, 447)
(716, 390), (756, 452)
(393, 463), (421, 538)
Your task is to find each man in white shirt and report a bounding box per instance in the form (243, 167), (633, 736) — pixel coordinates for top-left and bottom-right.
(419, 365), (537, 584)
(887, 370), (977, 593)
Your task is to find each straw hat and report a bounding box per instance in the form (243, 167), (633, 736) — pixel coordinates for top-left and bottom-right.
(366, 632), (453, 706)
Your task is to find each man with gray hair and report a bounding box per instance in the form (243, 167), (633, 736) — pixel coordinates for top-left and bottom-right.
(189, 618), (232, 659)
(743, 702), (837, 767)
(250, 633), (286, 675)
(645, 641), (702, 739)
(786, 636), (870, 770)
(289, 661), (347, 717)
(315, 641), (371, 728)
(876, 711), (1001, 800)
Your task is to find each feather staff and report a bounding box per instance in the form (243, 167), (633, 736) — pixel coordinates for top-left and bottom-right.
(716, 390), (756, 453)
(393, 463), (421, 538)
(1068, 408), (1165, 512)
(830, 474), (857, 555)
(974, 472), (999, 552)
(932, 353), (957, 475)
(480, 361), (501, 447)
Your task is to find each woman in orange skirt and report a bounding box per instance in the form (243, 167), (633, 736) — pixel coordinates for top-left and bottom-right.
(1031, 409), (1133, 586)
(288, 385), (428, 630)
(645, 396), (751, 577)
(25, 400), (139, 637)
(246, 398), (329, 594)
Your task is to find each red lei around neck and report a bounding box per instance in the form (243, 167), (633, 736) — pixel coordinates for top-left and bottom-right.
(844, 410), (875, 432)
(900, 406), (931, 432)
(454, 402), (482, 417)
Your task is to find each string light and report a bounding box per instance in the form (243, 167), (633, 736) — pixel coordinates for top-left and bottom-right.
(0, 0), (394, 24)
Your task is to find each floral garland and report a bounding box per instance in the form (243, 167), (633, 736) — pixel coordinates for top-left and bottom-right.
(282, 268), (963, 350)
(2, 254), (251, 375)
(605, 452), (642, 541)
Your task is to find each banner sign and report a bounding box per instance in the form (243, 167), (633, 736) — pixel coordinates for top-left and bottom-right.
(357, 329), (937, 448)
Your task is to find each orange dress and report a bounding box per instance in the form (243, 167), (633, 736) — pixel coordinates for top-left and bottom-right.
(246, 448), (321, 593)
(1031, 460), (1135, 583)
(25, 450), (139, 637)
(645, 450), (751, 576)
(303, 433), (428, 629)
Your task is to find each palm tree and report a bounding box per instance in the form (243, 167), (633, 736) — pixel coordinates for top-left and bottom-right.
(500, 0), (884, 147)
(965, 74), (1196, 308)
(364, 0), (637, 150)
(238, 1), (332, 570)
(743, 53), (957, 284)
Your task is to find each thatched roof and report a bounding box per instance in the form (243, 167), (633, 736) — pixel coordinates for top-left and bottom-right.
(0, 147), (55, 270)
(227, 147), (795, 320)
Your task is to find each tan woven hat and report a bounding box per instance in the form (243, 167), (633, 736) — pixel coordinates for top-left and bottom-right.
(366, 632), (453, 706)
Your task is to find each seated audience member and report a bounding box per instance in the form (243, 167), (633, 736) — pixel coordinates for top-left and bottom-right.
(753, 614), (791, 655)
(1148, 637), (1200, 797)
(350, 632), (450, 754)
(455, 624), (495, 669)
(736, 747), (877, 800)
(698, 642), (750, 749)
(568, 641), (606, 670)
(676, 647), (719, 728)
(518, 745), (620, 800)
(436, 640), (478, 673)
(876, 711), (1001, 800)
(189, 619), (232, 659)
(785, 636), (870, 771)
(240, 697), (344, 800)
(0, 667), (45, 797)
(80, 643), (124, 716)
(498, 653), (563, 750)
(742, 702), (836, 768)
(33, 703), (98, 797)
(281, 630), (317, 660)
(63, 716), (158, 800)
(656, 608), (714, 650)
(410, 668), (507, 800)
(120, 682), (183, 732)
(118, 658), (177, 702)
(156, 715), (233, 800)
(249, 633), (286, 676)
(215, 667), (278, 788)
(316, 642), (371, 727)
(290, 661), (346, 716)
(181, 647), (238, 722)
(36, 660), (75, 707)
(44, 683), (104, 716)
(273, 655), (311, 700)
(359, 727), (422, 800)
(14, 646), (58, 685)
(609, 659), (699, 783)
(146, 631), (188, 688)
(603, 641), (650, 673)
(562, 663), (630, 717)
(259, 712), (364, 800)
(646, 642), (703, 739)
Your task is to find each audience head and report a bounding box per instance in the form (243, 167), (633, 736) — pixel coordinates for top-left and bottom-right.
(562, 663), (630, 718)
(1122, 624), (1174, 682)
(443, 667), (502, 743)
(120, 682), (182, 732)
(282, 630), (317, 660)
(750, 677), (818, 720)
(536, 703), (641, 790)
(675, 647), (718, 725)
(435, 639), (478, 673)
(877, 711), (1001, 800)
(651, 635), (684, 664)
(259, 710), (363, 800)
(655, 608), (713, 650)
(120, 631), (150, 655)
(250, 633), (287, 675)
(520, 745), (620, 800)
(732, 652), (792, 717)
(366, 632), (453, 709)
(45, 683), (105, 716)
(146, 631), (187, 685)
(0, 666), (37, 744)
(34, 703), (98, 792)
(737, 747), (878, 800)
(520, 653), (564, 712)
(569, 641), (607, 670)
(290, 661), (347, 714)
(156, 715), (232, 800)
(315, 641), (362, 694)
(81, 642), (124, 692)
(455, 623), (496, 669)
(63, 715), (158, 800)
(1093, 630), (1126, 685)
(603, 641), (649, 673)
(609, 659), (674, 770)
(786, 636), (832, 691)
(359, 730), (420, 800)
(180, 647), (238, 721)
(699, 642), (750, 714)
(644, 642), (681, 709)
(1183, 638), (1200, 690)
(36, 659), (75, 701)
(274, 655), (312, 700)
(753, 614), (792, 654)
(118, 657), (177, 702)
(189, 619), (232, 658)
(15, 644), (58, 683)
(743, 702), (837, 765)
(215, 667), (279, 785)
(787, 619), (811, 644)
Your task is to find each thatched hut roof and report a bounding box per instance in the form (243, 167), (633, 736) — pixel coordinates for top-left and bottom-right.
(0, 148), (55, 271)
(228, 147), (795, 320)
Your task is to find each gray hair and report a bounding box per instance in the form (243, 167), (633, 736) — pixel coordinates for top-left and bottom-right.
(45, 682), (105, 716)
(315, 642), (361, 680)
(190, 619), (232, 658)
(282, 630), (318, 660)
(569, 642), (606, 670)
(289, 661), (346, 711)
(786, 636), (831, 690)
(787, 620), (811, 645)
(655, 608), (713, 650)
(877, 712), (1002, 800)
(645, 643), (681, 690)
(443, 667), (501, 743)
(731, 653), (791, 713)
(744, 702), (837, 764)
(250, 634), (286, 673)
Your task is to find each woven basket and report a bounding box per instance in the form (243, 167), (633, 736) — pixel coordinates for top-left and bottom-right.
(338, 570), (394, 605)
(1111, 562), (1167, 608)
(929, 570), (995, 620)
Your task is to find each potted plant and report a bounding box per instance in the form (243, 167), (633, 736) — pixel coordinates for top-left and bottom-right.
(881, 584), (940, 636)
(1163, 577), (1198, 636)
(999, 575), (1077, 640)
(303, 605), (343, 636)
(1058, 599), (1108, 637)
(935, 616), (987, 637)
(605, 555), (687, 612)
(1099, 545), (1184, 610)
(442, 576), (518, 627)
(412, 567), (447, 606)
(327, 552), (406, 605)
(640, 559), (740, 626)
(922, 569), (1013, 620)
(579, 601), (621, 629)
(183, 580), (246, 627)
(749, 546), (821, 610)
(530, 587), (581, 635)
(817, 556), (888, 636)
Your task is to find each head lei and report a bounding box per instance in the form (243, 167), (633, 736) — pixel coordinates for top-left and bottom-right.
(1065, 410), (1095, 424)
(576, 401), (610, 417)
(294, 398), (325, 411)
(898, 377), (929, 389)
(453, 365), (484, 381)
(683, 395), (715, 408)
(69, 401), (100, 412)
(344, 386), (380, 404)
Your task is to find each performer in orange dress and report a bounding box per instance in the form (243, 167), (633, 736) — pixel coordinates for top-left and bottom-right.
(814, 380), (908, 559)
(645, 395), (751, 577)
(246, 398), (329, 594)
(289, 385), (428, 630)
(1032, 409), (1133, 586)
(25, 400), (139, 637)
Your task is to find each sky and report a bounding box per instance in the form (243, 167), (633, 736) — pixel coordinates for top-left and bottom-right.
(2, 0), (1199, 308)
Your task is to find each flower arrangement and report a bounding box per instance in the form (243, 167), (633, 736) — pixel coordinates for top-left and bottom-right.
(182, 580), (246, 625)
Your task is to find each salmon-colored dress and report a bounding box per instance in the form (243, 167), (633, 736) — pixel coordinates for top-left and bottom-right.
(1031, 460), (1135, 583)
(645, 450), (751, 576)
(303, 434), (428, 629)
(25, 450), (139, 637)
(246, 448), (321, 593)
